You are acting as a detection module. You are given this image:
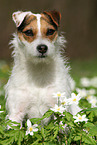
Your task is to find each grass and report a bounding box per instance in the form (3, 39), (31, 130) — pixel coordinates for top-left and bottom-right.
(70, 59), (97, 85)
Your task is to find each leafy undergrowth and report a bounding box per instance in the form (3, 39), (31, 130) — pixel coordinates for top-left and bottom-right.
(0, 60), (97, 145)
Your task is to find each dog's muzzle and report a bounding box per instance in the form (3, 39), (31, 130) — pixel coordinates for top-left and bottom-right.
(37, 44), (48, 57)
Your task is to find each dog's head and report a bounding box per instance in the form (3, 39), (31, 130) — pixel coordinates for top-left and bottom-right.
(12, 10), (61, 62)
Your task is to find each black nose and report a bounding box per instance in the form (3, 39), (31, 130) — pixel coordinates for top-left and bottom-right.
(37, 44), (48, 54)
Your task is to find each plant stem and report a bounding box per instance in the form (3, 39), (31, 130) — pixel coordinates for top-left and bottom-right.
(58, 96), (60, 107)
(80, 134), (82, 145)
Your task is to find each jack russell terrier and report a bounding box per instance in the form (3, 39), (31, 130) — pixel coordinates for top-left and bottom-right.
(5, 10), (76, 124)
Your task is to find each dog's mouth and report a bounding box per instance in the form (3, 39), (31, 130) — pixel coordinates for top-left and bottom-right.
(38, 54), (47, 58)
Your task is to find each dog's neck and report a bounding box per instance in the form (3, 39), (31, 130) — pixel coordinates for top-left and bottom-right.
(25, 59), (56, 87)
(13, 49), (56, 87)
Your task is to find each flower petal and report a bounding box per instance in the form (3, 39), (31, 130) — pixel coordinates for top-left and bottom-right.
(27, 119), (31, 127)
(33, 128), (38, 132)
(33, 124), (38, 127)
(30, 131), (34, 136)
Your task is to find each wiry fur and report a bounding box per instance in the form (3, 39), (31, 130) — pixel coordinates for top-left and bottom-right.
(5, 33), (73, 123)
(5, 10), (76, 123)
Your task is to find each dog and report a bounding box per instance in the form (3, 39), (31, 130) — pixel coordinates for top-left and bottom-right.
(5, 10), (75, 124)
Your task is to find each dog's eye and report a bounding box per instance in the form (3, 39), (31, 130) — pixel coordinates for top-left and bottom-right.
(46, 29), (55, 36)
(23, 30), (34, 36)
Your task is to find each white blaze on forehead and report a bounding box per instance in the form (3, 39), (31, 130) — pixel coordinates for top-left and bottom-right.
(36, 14), (41, 36)
(32, 13), (41, 36)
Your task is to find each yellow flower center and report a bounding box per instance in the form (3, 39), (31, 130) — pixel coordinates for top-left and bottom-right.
(57, 107), (60, 111)
(62, 101), (66, 105)
(93, 100), (96, 104)
(57, 93), (61, 97)
(29, 127), (33, 132)
(87, 128), (90, 131)
(73, 98), (77, 102)
(78, 116), (82, 120)
(85, 95), (90, 100)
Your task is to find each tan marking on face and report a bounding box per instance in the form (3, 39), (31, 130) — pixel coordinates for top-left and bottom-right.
(40, 14), (58, 41)
(17, 15), (38, 42)
(17, 13), (58, 43)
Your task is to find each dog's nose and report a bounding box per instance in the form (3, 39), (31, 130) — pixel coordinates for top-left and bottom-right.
(37, 44), (48, 54)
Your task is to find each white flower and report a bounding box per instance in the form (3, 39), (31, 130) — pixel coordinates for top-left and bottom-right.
(80, 77), (90, 87)
(60, 97), (69, 106)
(73, 114), (88, 123)
(88, 96), (97, 108)
(0, 105), (4, 113)
(80, 76), (97, 88)
(50, 104), (66, 113)
(76, 88), (96, 100)
(76, 88), (88, 98)
(68, 93), (81, 105)
(90, 77), (97, 88)
(88, 89), (96, 95)
(53, 92), (66, 98)
(26, 119), (38, 136)
(85, 95), (93, 101)
(0, 111), (4, 113)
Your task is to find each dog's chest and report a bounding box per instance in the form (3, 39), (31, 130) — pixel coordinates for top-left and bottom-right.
(24, 85), (57, 118)
(28, 85), (57, 105)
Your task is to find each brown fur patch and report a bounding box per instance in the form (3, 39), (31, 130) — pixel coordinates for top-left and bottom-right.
(17, 15), (38, 42)
(17, 13), (58, 43)
(40, 14), (58, 41)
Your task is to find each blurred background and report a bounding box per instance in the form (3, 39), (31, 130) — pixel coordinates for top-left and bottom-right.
(0, 0), (97, 59)
(0, 0), (97, 84)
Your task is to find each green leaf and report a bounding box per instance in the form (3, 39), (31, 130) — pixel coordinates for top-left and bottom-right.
(30, 117), (42, 124)
(43, 143), (56, 145)
(34, 133), (42, 139)
(41, 127), (45, 138)
(46, 122), (54, 130)
(88, 112), (94, 122)
(81, 107), (97, 112)
(42, 110), (53, 119)
(83, 122), (95, 128)
(30, 110), (53, 124)
(31, 138), (41, 145)
(0, 137), (15, 145)
(82, 134), (96, 145)
(0, 126), (4, 135)
(67, 130), (74, 144)
(89, 125), (97, 136)
(74, 135), (81, 141)
(64, 111), (73, 121)
(51, 126), (59, 141)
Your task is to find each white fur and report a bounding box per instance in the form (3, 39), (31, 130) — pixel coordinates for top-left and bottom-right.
(12, 11), (32, 27)
(5, 12), (75, 123)
(36, 14), (41, 36)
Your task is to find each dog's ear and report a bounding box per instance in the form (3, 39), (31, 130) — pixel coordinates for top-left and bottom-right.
(43, 10), (61, 28)
(12, 11), (32, 27)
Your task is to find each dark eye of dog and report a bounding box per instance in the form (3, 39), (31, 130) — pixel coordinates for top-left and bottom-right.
(46, 29), (55, 36)
(23, 30), (34, 36)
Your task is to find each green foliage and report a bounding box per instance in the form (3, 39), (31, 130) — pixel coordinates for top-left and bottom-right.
(0, 60), (97, 144)
(1, 108), (97, 144)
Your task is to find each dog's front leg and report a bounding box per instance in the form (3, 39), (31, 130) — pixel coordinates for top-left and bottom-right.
(6, 88), (30, 123)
